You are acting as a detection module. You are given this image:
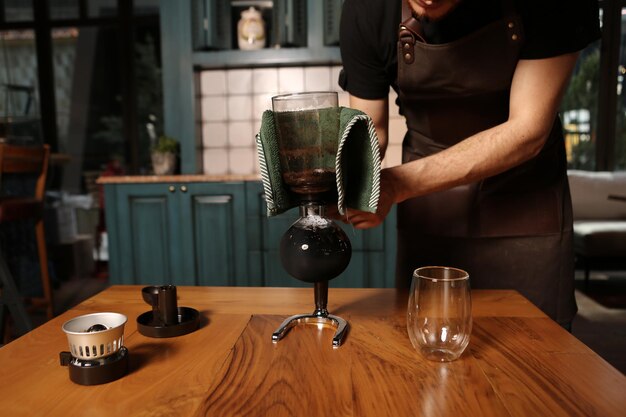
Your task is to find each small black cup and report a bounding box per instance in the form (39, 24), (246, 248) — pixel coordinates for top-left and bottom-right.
(137, 285), (199, 338)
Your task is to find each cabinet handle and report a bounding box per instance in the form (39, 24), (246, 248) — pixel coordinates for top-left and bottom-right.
(197, 195), (232, 204)
(180, 185), (188, 192)
(168, 185), (176, 193)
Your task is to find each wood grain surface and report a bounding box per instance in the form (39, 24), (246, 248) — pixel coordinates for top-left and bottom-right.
(0, 286), (624, 417)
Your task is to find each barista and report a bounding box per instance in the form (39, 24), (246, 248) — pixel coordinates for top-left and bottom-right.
(338, 0), (601, 327)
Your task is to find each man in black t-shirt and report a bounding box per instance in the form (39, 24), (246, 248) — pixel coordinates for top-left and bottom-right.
(338, 0), (601, 327)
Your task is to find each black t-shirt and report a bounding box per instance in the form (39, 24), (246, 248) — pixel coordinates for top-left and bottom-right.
(339, 0), (602, 100)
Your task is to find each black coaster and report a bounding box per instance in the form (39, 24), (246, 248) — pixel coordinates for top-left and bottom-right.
(136, 306), (200, 338)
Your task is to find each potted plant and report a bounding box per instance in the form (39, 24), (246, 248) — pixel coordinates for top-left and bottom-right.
(151, 135), (179, 175)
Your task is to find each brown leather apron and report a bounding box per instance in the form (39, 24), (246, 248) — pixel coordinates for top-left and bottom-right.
(395, 0), (576, 325)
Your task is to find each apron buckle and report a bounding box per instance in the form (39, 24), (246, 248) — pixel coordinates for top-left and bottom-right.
(399, 26), (416, 64)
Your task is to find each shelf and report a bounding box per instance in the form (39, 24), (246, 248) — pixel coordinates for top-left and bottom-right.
(191, 0), (341, 69)
(192, 46), (341, 69)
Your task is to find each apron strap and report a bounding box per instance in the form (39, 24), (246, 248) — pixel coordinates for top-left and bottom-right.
(501, 0), (517, 19)
(399, 0), (425, 64)
(398, 0), (522, 65)
(501, 0), (524, 43)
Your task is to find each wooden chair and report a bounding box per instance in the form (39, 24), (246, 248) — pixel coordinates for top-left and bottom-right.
(0, 143), (53, 325)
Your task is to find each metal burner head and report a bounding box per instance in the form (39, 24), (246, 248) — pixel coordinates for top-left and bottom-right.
(62, 312), (127, 360)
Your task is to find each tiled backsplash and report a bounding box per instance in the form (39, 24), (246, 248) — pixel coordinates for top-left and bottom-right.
(198, 65), (405, 175)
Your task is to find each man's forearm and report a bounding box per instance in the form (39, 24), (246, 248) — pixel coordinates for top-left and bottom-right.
(387, 53), (579, 204)
(385, 117), (548, 203)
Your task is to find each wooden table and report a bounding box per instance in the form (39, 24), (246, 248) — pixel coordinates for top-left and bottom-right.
(1, 286), (625, 417)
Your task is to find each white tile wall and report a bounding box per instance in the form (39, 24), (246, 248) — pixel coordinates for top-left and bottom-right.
(229, 147), (256, 175)
(203, 148), (229, 175)
(253, 93), (273, 117)
(200, 71), (227, 95)
(198, 65), (404, 175)
(227, 69), (252, 94)
(227, 95), (252, 121)
(202, 122), (228, 148)
(228, 121), (254, 147)
(252, 68), (278, 93)
(278, 67), (304, 93)
(304, 67), (332, 91)
(201, 96), (227, 122)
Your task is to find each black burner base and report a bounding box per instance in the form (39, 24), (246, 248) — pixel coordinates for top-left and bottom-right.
(60, 347), (129, 386)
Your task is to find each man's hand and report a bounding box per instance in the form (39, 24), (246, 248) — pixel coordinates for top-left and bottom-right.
(334, 169), (397, 229)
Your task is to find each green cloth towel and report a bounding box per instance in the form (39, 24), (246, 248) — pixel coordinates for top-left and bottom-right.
(255, 107), (381, 217)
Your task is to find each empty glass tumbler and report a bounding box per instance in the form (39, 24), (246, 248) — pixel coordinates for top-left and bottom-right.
(407, 266), (472, 362)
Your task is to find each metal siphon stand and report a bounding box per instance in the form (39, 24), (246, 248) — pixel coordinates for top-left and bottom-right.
(272, 281), (349, 347)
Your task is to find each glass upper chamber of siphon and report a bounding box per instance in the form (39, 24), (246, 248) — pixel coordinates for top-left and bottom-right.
(271, 92), (351, 347)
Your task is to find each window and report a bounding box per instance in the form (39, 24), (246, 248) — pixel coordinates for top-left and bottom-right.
(561, 40), (601, 170)
(0, 0), (163, 192)
(561, 0), (626, 171)
(0, 29), (40, 144)
(613, 6), (626, 169)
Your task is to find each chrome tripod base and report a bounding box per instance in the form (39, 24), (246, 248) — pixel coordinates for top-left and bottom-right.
(272, 311), (349, 347)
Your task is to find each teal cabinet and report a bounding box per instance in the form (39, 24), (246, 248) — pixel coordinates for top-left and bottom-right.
(104, 181), (248, 285)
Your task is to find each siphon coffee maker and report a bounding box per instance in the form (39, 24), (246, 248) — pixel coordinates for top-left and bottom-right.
(270, 91), (351, 347)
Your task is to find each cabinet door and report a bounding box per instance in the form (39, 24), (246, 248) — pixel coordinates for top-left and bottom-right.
(105, 181), (248, 286)
(106, 183), (181, 285)
(178, 182), (248, 286)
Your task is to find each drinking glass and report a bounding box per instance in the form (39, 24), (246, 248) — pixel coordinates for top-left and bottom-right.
(407, 266), (472, 362)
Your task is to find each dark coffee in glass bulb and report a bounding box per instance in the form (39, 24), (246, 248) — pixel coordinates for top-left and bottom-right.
(280, 208), (351, 283)
(273, 107), (340, 197)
